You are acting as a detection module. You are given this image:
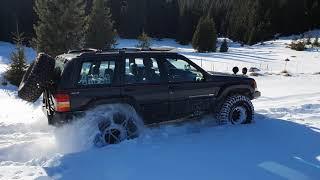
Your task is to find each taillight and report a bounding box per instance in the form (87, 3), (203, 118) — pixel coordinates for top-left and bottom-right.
(54, 93), (71, 112)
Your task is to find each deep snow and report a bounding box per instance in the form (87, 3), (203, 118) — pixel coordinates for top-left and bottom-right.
(0, 32), (320, 180)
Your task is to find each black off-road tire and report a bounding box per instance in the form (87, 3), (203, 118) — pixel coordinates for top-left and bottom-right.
(18, 53), (55, 102)
(216, 95), (254, 124)
(96, 111), (140, 145)
(94, 105), (143, 147)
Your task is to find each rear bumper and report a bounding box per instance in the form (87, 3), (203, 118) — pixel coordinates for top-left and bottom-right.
(253, 90), (261, 99)
(47, 111), (85, 126)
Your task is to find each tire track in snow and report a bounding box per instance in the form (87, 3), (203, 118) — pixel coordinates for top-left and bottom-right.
(254, 92), (320, 109)
(255, 95), (320, 129)
(0, 90), (57, 163)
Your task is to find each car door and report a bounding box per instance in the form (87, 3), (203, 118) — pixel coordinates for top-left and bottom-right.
(162, 55), (219, 119)
(69, 55), (122, 111)
(121, 54), (169, 124)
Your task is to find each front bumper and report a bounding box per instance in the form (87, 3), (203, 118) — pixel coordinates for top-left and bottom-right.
(253, 90), (261, 99)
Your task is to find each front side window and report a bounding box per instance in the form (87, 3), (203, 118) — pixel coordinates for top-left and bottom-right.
(78, 60), (115, 86)
(125, 57), (161, 84)
(164, 58), (204, 83)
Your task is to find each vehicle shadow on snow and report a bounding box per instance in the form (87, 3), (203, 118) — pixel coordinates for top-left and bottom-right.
(43, 114), (320, 180)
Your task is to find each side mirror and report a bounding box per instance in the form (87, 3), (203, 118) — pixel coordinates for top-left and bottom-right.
(232, 66), (239, 74)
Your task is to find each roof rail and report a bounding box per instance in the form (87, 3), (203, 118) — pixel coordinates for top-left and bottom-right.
(68, 48), (102, 54)
(116, 47), (174, 52)
(120, 47), (141, 51)
(70, 47), (176, 57)
(148, 47), (174, 51)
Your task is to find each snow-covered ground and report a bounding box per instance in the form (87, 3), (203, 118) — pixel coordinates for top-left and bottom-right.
(0, 31), (320, 180)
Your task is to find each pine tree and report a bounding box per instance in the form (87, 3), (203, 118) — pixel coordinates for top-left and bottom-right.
(306, 36), (312, 45)
(313, 36), (319, 47)
(192, 16), (217, 52)
(136, 31), (151, 49)
(176, 11), (196, 45)
(220, 38), (229, 52)
(117, 0), (147, 38)
(289, 40), (306, 51)
(5, 28), (27, 86)
(85, 0), (117, 50)
(33, 0), (86, 57)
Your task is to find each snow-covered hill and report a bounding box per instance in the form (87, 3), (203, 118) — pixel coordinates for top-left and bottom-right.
(0, 31), (320, 180)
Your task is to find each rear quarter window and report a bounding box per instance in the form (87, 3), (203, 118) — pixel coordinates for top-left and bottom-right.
(53, 57), (66, 83)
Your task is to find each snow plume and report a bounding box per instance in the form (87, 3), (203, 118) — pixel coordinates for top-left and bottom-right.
(53, 104), (144, 154)
(0, 92), (144, 163)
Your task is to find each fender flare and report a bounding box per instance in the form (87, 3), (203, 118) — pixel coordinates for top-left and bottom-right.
(217, 84), (255, 101)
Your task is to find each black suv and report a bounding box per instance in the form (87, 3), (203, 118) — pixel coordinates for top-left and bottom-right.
(18, 49), (260, 146)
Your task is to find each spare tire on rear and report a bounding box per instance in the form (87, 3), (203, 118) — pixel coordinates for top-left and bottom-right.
(18, 53), (55, 102)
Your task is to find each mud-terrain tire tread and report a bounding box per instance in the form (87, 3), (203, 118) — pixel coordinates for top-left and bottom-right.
(112, 111), (140, 139)
(18, 53), (55, 102)
(217, 95), (254, 124)
(95, 105), (142, 147)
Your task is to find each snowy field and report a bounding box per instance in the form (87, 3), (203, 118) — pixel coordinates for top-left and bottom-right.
(0, 31), (320, 180)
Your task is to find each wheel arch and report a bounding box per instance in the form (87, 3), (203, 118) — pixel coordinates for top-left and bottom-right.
(84, 96), (142, 117)
(217, 85), (255, 102)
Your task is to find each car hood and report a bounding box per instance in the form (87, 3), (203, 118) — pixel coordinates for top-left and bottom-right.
(207, 71), (249, 78)
(206, 71), (254, 82)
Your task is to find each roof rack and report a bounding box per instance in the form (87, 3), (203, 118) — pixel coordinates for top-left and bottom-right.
(68, 48), (102, 54)
(68, 47), (174, 54)
(73, 47), (176, 57)
(117, 47), (174, 53)
(148, 47), (174, 51)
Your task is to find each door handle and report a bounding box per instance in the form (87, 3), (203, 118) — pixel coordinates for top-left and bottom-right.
(71, 92), (80, 95)
(168, 86), (176, 90)
(124, 88), (135, 92)
(168, 86), (174, 95)
(169, 85), (178, 95)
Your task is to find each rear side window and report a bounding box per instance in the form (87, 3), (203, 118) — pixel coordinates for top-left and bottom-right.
(78, 60), (116, 86)
(125, 57), (161, 84)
